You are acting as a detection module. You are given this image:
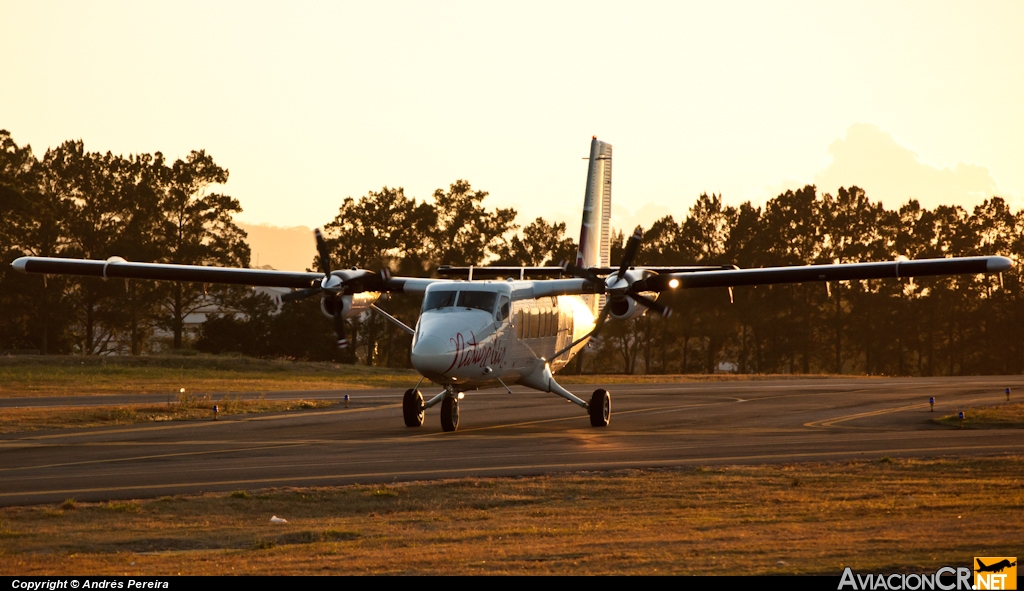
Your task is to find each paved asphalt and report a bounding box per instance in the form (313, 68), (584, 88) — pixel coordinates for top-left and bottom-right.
(1, 376), (1022, 506)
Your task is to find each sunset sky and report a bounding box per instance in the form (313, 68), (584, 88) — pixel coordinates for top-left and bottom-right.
(4, 1), (1022, 270)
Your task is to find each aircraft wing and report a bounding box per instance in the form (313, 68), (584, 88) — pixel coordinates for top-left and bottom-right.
(10, 256), (451, 294)
(12, 256), (324, 288)
(642, 256), (1012, 291)
(11, 255), (1012, 295)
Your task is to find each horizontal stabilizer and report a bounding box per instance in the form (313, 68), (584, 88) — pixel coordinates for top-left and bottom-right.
(436, 265), (567, 279)
(436, 264), (739, 280)
(589, 265), (739, 275)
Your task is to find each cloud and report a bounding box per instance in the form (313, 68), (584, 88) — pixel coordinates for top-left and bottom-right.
(814, 123), (1003, 210)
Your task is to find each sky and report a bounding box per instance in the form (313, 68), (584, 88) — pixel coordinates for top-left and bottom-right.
(4, 1), (1022, 270)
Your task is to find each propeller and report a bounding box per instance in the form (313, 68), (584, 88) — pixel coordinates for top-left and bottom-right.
(277, 229), (389, 349)
(562, 226), (672, 327)
(315, 228), (349, 348)
(552, 226), (672, 360)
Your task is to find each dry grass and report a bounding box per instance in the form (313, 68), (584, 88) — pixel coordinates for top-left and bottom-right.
(936, 401), (1024, 429)
(0, 355), (422, 398)
(0, 354), (859, 398)
(1, 456), (1021, 575)
(0, 394), (335, 432)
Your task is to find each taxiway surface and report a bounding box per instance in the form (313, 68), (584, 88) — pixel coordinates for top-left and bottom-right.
(2, 376), (1022, 506)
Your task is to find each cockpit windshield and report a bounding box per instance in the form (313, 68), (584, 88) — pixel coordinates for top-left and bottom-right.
(423, 290), (457, 311)
(457, 291), (497, 313)
(422, 289), (498, 314)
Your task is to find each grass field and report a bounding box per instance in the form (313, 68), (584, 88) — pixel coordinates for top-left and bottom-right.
(2, 356), (1021, 574)
(0, 354), (857, 399)
(1, 457), (1021, 575)
(4, 355), (1022, 433)
(937, 402), (1024, 429)
(0, 354), (423, 397)
(0, 394), (336, 433)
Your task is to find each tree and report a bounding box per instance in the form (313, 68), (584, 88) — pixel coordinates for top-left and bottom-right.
(495, 217), (576, 267)
(195, 289), (278, 356)
(322, 186), (434, 273)
(0, 131), (70, 352)
(1, 135), (78, 354)
(428, 180), (517, 267)
(154, 150), (250, 349)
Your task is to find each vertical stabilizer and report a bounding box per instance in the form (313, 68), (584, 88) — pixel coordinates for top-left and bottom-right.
(575, 137), (612, 313)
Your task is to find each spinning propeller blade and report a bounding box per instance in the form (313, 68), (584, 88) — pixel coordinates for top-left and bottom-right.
(314, 228), (333, 277)
(561, 225), (672, 318)
(615, 226), (643, 282)
(333, 306), (348, 349)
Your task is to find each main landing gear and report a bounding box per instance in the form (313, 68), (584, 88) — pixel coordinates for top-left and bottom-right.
(403, 387), (462, 432)
(403, 385), (609, 431)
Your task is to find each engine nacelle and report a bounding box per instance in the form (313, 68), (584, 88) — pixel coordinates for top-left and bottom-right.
(606, 269), (660, 321)
(607, 295), (643, 321)
(320, 292), (380, 319)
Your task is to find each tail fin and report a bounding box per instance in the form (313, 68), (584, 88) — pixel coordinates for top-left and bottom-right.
(576, 137), (613, 269)
(575, 137), (613, 314)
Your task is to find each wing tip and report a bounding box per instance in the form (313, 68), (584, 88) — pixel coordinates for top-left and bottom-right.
(988, 256), (1013, 273)
(11, 257), (28, 273)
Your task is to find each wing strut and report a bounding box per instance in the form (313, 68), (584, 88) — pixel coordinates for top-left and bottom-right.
(370, 304), (415, 335)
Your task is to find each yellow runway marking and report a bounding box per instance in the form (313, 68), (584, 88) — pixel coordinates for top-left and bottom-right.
(804, 403), (930, 428)
(0, 443), (304, 473)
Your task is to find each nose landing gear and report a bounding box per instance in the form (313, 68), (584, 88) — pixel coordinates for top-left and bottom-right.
(403, 388), (425, 427)
(440, 395), (460, 432)
(403, 386), (463, 432)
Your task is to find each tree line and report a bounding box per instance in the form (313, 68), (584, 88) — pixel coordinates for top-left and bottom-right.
(2, 130), (1021, 375)
(0, 131), (249, 355)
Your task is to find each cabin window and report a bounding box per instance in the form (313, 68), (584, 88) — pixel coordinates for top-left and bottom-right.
(423, 290), (457, 311)
(516, 309), (524, 339)
(529, 308), (539, 339)
(498, 296), (510, 321)
(456, 291), (497, 313)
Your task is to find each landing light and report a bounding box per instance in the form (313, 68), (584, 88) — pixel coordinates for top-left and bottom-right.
(668, 278), (680, 289)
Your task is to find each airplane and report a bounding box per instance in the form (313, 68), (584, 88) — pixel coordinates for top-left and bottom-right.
(11, 137), (1013, 432)
(976, 559), (1016, 574)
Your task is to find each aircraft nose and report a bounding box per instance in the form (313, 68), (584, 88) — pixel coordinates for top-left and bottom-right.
(411, 335), (453, 377)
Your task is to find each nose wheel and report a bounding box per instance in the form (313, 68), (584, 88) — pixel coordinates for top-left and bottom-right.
(440, 395), (460, 432)
(589, 389), (611, 427)
(403, 388), (424, 427)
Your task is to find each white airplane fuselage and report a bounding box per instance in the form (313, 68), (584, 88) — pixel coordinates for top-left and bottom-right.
(410, 281), (596, 390)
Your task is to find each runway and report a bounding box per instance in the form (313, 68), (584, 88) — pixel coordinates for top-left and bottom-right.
(1, 376), (1022, 506)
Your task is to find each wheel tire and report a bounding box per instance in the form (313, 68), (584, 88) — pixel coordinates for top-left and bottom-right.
(440, 396), (460, 432)
(403, 388), (424, 427)
(589, 389), (611, 427)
